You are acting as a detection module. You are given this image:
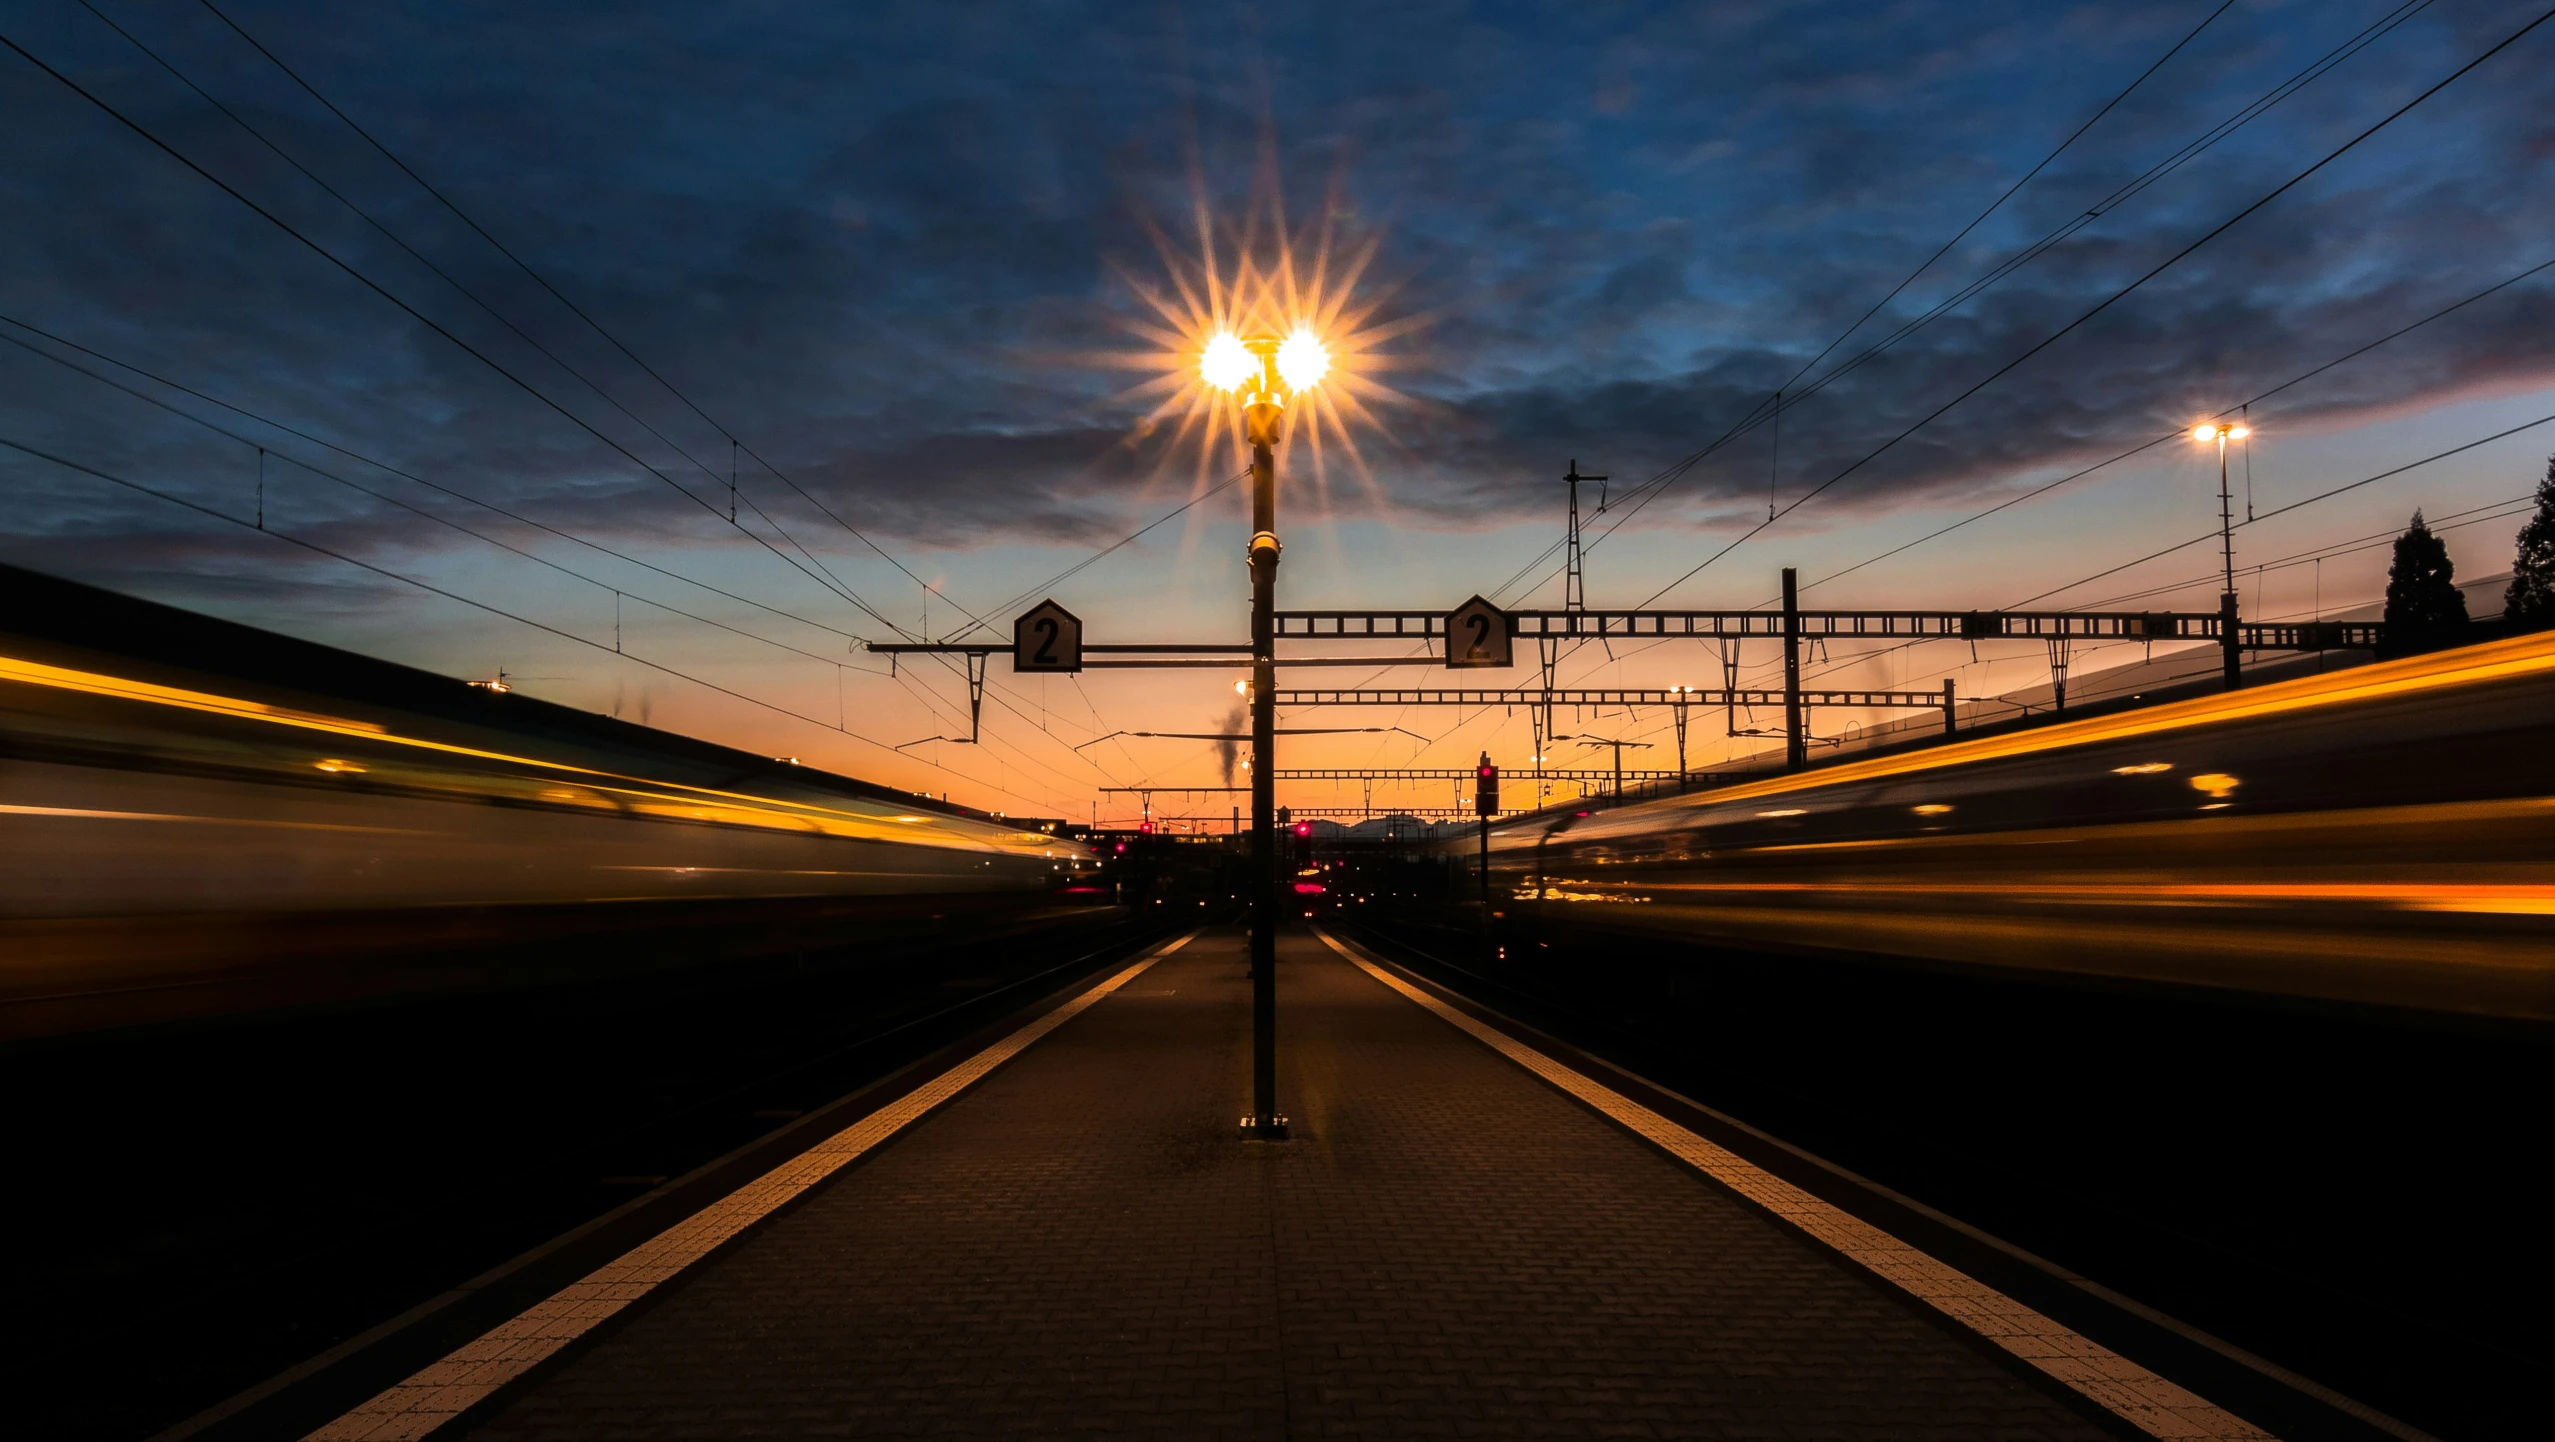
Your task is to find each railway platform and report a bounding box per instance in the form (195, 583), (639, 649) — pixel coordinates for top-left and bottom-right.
(304, 927), (2287, 1441)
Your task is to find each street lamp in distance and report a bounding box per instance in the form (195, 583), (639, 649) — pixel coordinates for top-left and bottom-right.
(2193, 421), (2253, 691)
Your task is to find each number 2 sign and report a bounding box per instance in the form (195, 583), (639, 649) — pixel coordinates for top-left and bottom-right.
(1012, 599), (1083, 673)
(1444, 596), (1512, 669)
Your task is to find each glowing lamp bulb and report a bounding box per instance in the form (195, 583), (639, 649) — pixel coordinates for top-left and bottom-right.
(2192, 424), (2217, 442)
(1200, 331), (1254, 392)
(1276, 327), (1329, 391)
(2229, 425), (2250, 439)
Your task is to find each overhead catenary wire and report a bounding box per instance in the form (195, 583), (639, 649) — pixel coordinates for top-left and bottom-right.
(1797, 251), (2555, 595)
(0, 26), (920, 643)
(1486, 0), (2397, 608)
(1771, 0), (2244, 409)
(0, 324), (880, 676)
(1632, 6), (2555, 610)
(3, 20), (1144, 803)
(1496, 396), (2555, 770)
(1743, 0), (2438, 439)
(0, 430), (1077, 812)
(2010, 407), (2555, 609)
(970, 468), (1252, 631)
(0, 309), (870, 640)
(2071, 494), (2536, 611)
(187, 0), (980, 630)
(0, 315), (1134, 803)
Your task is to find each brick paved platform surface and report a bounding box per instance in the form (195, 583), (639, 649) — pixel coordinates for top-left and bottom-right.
(469, 929), (2106, 1439)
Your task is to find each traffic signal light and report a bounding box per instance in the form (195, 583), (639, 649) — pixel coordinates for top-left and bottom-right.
(1293, 818), (1313, 870)
(1475, 753), (1500, 817)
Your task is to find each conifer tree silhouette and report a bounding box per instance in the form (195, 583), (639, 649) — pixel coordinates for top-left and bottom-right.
(2385, 510), (2469, 651)
(2502, 455), (2555, 630)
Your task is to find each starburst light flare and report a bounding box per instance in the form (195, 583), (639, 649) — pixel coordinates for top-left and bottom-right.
(1201, 331), (1255, 393)
(1276, 327), (1329, 392)
(1092, 171), (1432, 537)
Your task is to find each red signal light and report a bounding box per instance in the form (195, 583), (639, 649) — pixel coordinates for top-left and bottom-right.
(1293, 821), (1312, 838)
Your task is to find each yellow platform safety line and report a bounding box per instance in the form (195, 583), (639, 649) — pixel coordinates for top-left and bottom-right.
(305, 930), (1200, 1441)
(1318, 927), (2277, 1442)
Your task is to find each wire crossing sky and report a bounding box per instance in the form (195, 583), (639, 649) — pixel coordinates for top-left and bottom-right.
(3, 0), (2552, 816)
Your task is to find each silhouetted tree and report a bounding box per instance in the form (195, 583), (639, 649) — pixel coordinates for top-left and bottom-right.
(2384, 510), (2469, 651)
(2503, 454), (2555, 631)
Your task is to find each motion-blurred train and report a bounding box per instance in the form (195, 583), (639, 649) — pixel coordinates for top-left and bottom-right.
(1485, 627), (2555, 1024)
(0, 565), (1100, 1036)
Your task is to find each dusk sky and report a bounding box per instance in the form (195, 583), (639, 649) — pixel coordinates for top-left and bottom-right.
(5, 0), (2553, 821)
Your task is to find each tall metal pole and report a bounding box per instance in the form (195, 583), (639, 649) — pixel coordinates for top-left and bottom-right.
(1781, 567), (1806, 771)
(1562, 462), (1586, 614)
(1244, 369), (1286, 1140)
(1672, 693), (1689, 784)
(2216, 433), (2242, 691)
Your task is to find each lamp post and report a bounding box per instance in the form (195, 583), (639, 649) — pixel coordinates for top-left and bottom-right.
(2193, 421), (2252, 691)
(1204, 327), (1325, 1141)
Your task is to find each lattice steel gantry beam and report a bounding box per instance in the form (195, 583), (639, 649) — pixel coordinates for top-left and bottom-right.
(1271, 686), (1948, 708)
(1270, 767), (1688, 783)
(1269, 608), (2380, 650)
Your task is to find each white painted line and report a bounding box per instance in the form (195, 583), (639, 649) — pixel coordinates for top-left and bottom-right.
(1315, 928), (2274, 1442)
(306, 929), (1199, 1441)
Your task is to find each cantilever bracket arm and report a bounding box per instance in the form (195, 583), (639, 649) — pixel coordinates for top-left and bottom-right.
(894, 652), (988, 747)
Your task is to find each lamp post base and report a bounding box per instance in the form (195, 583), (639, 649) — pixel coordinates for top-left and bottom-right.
(1238, 1115), (1292, 1141)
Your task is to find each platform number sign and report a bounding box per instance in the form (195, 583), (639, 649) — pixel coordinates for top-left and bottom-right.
(1444, 595), (1513, 669)
(1012, 599), (1083, 673)
(1475, 757), (1499, 817)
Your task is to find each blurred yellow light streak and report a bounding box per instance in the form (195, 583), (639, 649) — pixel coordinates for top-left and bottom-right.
(0, 654), (389, 734)
(0, 652), (1050, 854)
(0, 802), (414, 833)
(1669, 628), (2555, 810)
(1566, 877), (2555, 915)
(1708, 792), (2555, 862)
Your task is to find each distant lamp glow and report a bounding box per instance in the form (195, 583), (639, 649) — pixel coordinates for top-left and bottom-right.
(2229, 425), (2250, 439)
(1200, 331), (1254, 392)
(2192, 424), (2217, 442)
(2189, 772), (2241, 799)
(1276, 327), (1330, 391)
